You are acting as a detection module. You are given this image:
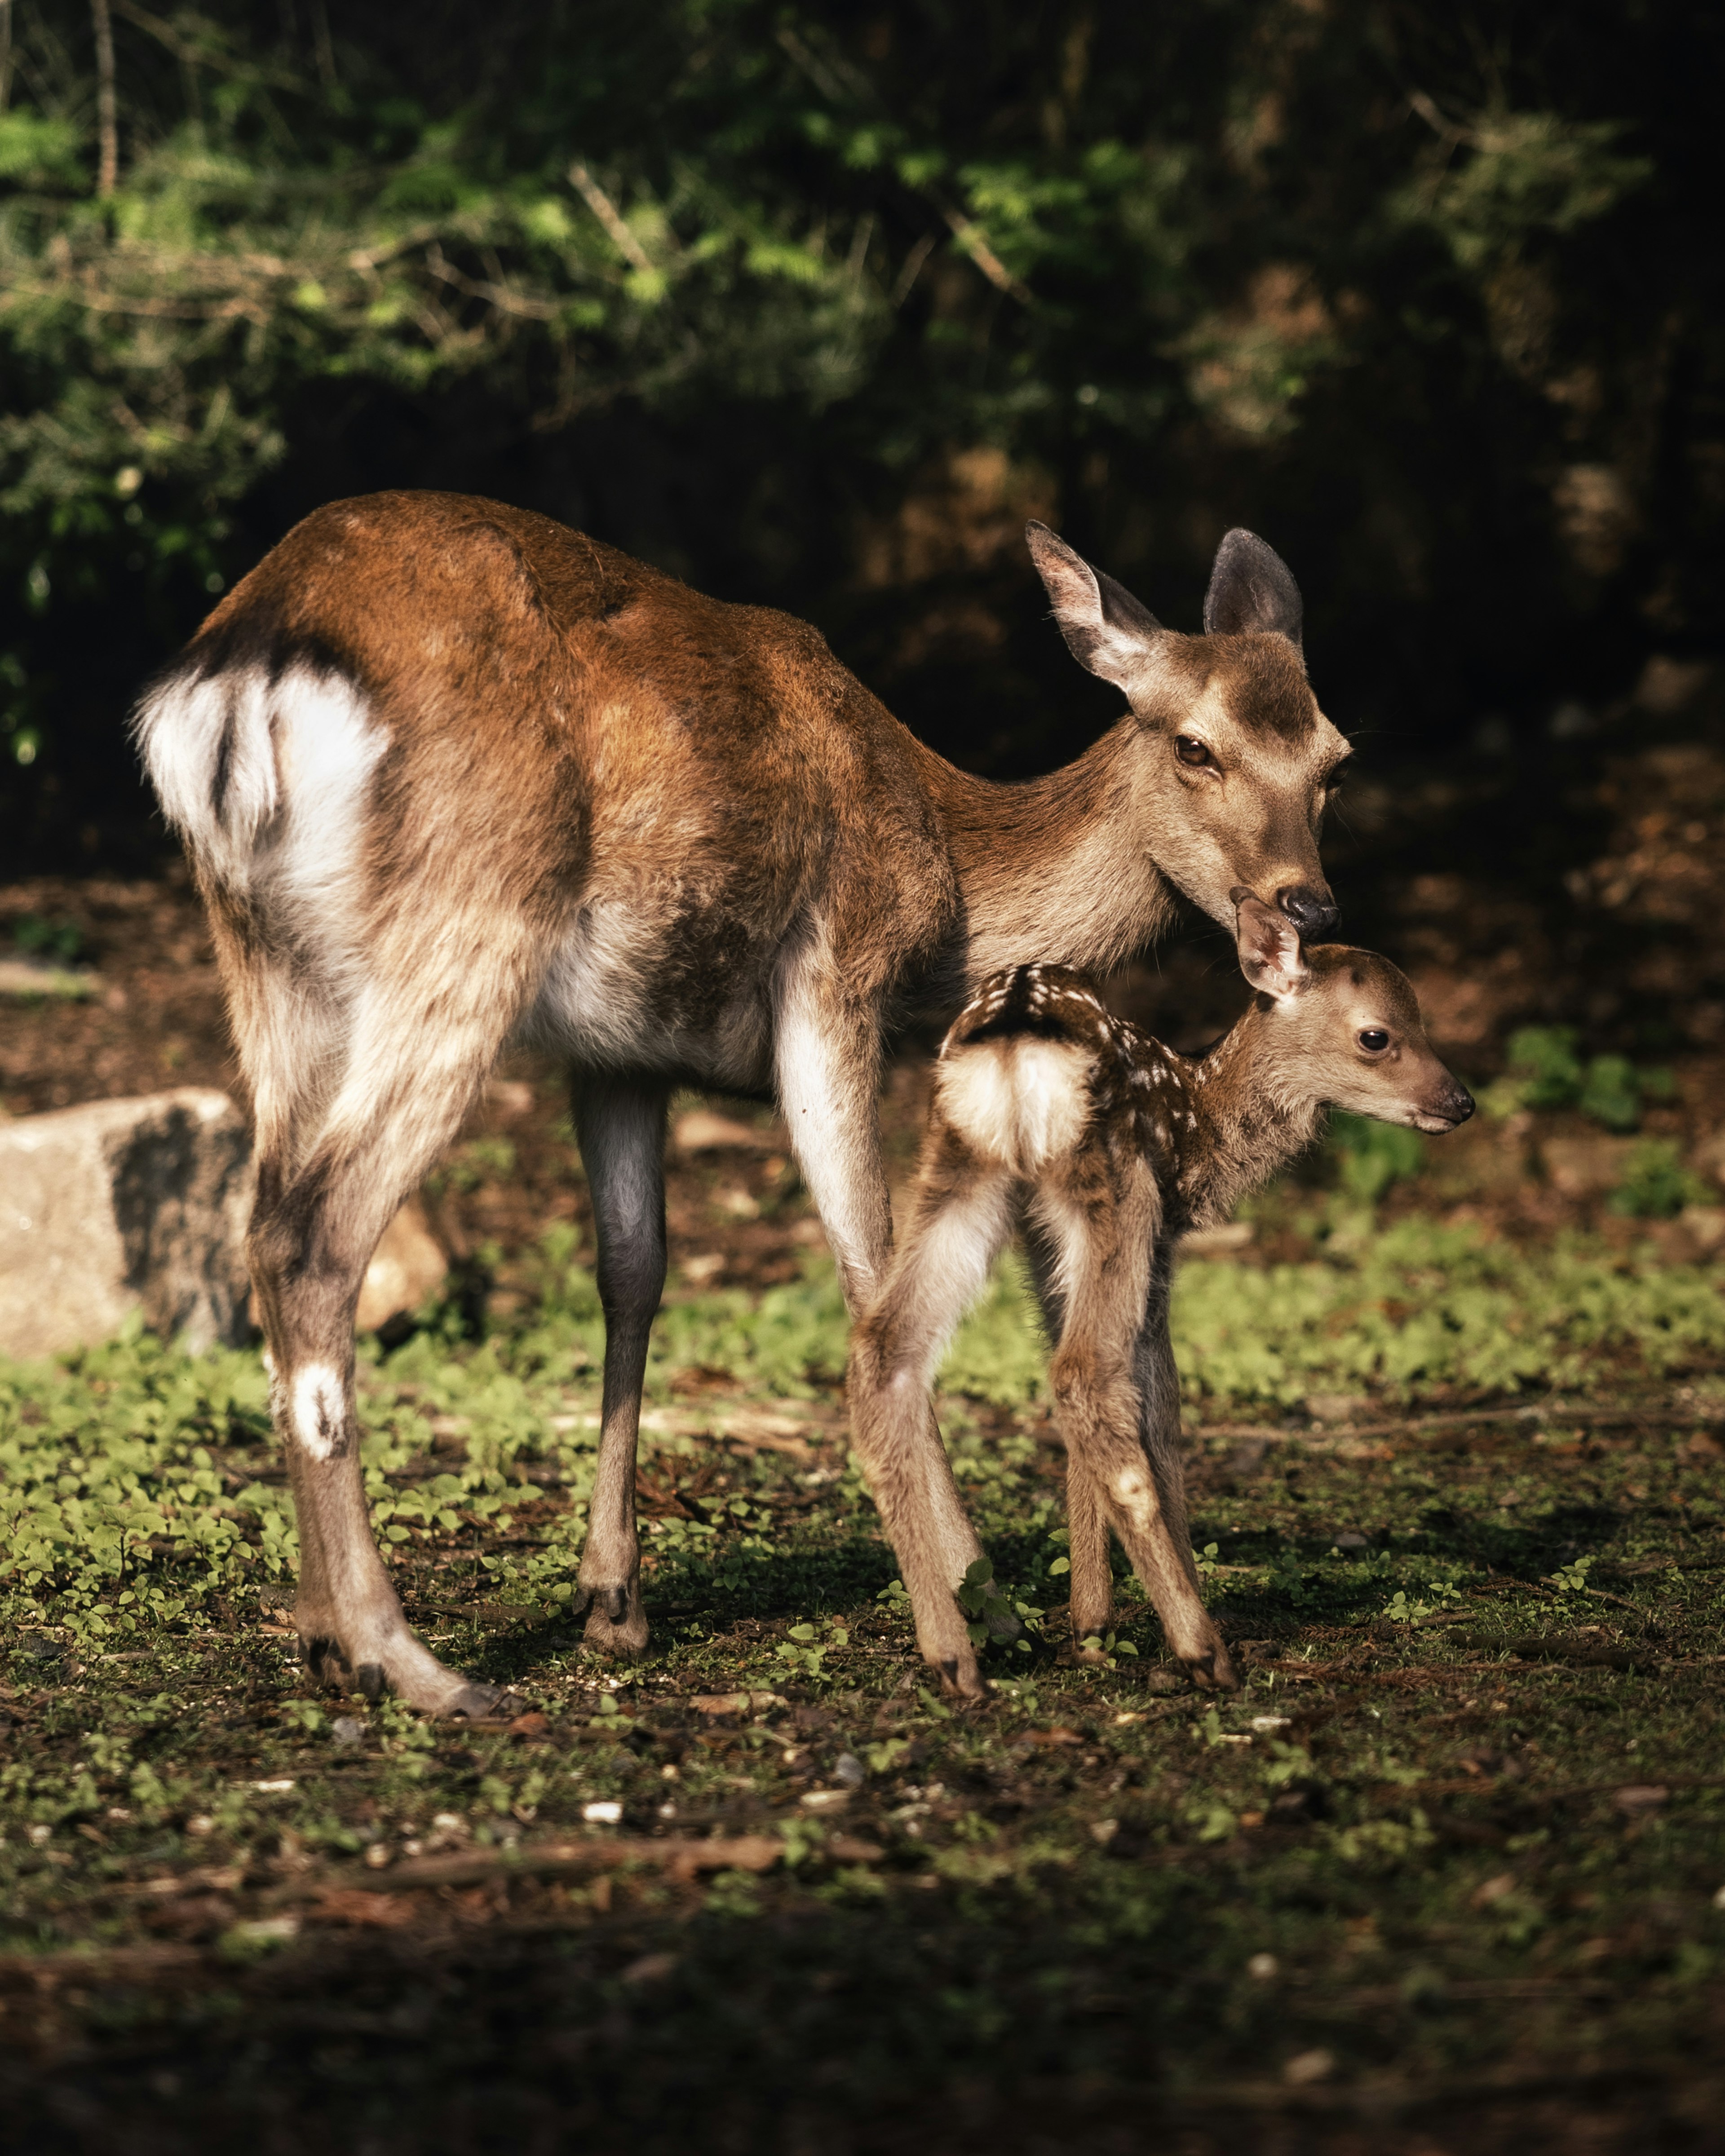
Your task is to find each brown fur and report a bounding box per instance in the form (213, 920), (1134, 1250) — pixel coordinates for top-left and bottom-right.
(134, 492), (1346, 1714)
(848, 912), (1472, 1698)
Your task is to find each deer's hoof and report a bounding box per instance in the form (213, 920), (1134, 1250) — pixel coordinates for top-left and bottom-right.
(444, 1680), (522, 1721)
(933, 1651), (988, 1702)
(1181, 1644), (1240, 1692)
(575, 1578), (650, 1657)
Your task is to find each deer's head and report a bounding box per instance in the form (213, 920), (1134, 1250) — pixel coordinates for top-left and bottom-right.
(1028, 522), (1348, 938)
(1232, 892), (1474, 1135)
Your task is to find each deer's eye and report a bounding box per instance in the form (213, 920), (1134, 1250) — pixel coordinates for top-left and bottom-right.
(1175, 736), (1213, 769)
(1358, 1028), (1390, 1053)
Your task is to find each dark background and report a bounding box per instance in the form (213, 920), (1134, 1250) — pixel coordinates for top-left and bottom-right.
(1, 0), (1722, 1057)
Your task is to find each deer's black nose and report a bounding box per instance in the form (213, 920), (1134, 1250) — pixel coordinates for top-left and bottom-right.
(1277, 884), (1339, 939)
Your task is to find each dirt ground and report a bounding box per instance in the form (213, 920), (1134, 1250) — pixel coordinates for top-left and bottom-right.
(3, 708), (1724, 2156)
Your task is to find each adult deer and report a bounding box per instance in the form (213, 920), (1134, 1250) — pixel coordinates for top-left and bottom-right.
(849, 905), (1473, 1698)
(135, 490), (1348, 1714)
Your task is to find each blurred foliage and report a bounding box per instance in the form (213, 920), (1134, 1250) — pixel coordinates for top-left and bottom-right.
(1606, 1137), (1713, 1221)
(1327, 1108), (1426, 1205)
(1481, 1023), (1672, 1130)
(0, 0), (1718, 857)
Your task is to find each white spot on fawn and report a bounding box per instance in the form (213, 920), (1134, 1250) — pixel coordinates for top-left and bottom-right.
(1112, 1467), (1158, 1530)
(289, 1363), (345, 1461)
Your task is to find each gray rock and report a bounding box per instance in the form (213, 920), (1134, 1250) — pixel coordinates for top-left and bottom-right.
(354, 1197), (448, 1333)
(0, 1089), (253, 1360)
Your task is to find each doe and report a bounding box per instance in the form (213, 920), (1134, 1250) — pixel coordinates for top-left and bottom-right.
(848, 894), (1473, 1697)
(135, 490), (1347, 1714)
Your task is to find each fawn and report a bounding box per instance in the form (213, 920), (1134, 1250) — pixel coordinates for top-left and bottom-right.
(848, 892), (1473, 1697)
(136, 491), (1347, 1712)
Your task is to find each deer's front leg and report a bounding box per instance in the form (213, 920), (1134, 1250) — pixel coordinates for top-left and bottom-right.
(570, 1077), (670, 1657)
(777, 969), (995, 1603)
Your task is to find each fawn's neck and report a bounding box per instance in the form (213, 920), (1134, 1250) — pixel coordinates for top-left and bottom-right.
(921, 719), (1177, 988)
(1168, 1007), (1321, 1228)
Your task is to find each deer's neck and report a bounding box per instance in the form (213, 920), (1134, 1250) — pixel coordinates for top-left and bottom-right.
(1172, 1014), (1322, 1228)
(923, 718), (1176, 988)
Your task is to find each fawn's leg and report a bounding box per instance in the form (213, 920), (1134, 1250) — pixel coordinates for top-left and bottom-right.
(569, 1078), (670, 1656)
(848, 1156), (1016, 1697)
(1133, 1257), (1206, 1596)
(1037, 1180), (1235, 1689)
(1021, 1207), (1110, 1648)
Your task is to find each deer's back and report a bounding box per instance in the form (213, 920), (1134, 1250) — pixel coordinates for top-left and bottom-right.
(139, 492), (959, 1087)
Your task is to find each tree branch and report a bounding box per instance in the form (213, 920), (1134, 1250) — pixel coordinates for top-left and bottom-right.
(568, 162), (655, 276)
(91, 0), (117, 197)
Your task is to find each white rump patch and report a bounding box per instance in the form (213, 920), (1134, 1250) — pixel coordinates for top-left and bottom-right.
(937, 1037), (1091, 1174)
(289, 1362), (346, 1461)
(134, 662), (386, 897)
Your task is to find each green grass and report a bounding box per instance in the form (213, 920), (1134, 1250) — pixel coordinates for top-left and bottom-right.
(1, 1230), (1722, 2150)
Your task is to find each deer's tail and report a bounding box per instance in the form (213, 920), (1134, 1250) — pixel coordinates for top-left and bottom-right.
(133, 653), (386, 900)
(133, 651), (390, 1167)
(936, 966), (1113, 1176)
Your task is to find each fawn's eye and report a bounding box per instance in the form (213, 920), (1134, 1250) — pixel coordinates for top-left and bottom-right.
(1175, 736), (1213, 769)
(1358, 1028), (1390, 1053)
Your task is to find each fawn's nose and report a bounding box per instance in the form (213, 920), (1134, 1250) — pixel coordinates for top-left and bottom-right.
(1277, 884), (1339, 939)
(1440, 1081), (1476, 1126)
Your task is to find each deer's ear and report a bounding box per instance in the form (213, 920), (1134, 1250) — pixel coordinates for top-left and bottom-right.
(1026, 521), (1162, 690)
(1232, 887), (1310, 1002)
(1203, 529), (1304, 648)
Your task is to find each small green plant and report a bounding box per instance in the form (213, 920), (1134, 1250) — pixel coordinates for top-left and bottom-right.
(1194, 1541), (1221, 1577)
(1491, 1026), (1586, 1113)
(1383, 1581), (1462, 1622)
(1482, 1026), (1661, 1132)
(1077, 1630), (1138, 1669)
(1577, 1054), (1642, 1132)
(12, 914), (84, 964)
(1328, 1111), (1425, 1205)
(1608, 1140), (1710, 1220)
(955, 1558), (1015, 1649)
(1548, 1554), (1596, 1594)
(775, 1619), (847, 1680)
(875, 1577), (912, 1616)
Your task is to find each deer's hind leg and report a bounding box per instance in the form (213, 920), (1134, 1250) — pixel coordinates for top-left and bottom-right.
(1036, 1175), (1235, 1690)
(245, 919), (542, 1717)
(848, 1144), (1016, 1698)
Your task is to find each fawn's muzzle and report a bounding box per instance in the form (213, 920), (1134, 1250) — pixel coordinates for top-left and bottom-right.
(1427, 1081), (1475, 1129)
(1277, 884), (1339, 939)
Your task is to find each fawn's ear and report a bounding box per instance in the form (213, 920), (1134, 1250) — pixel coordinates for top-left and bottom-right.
(1026, 521), (1163, 691)
(1232, 888), (1310, 1002)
